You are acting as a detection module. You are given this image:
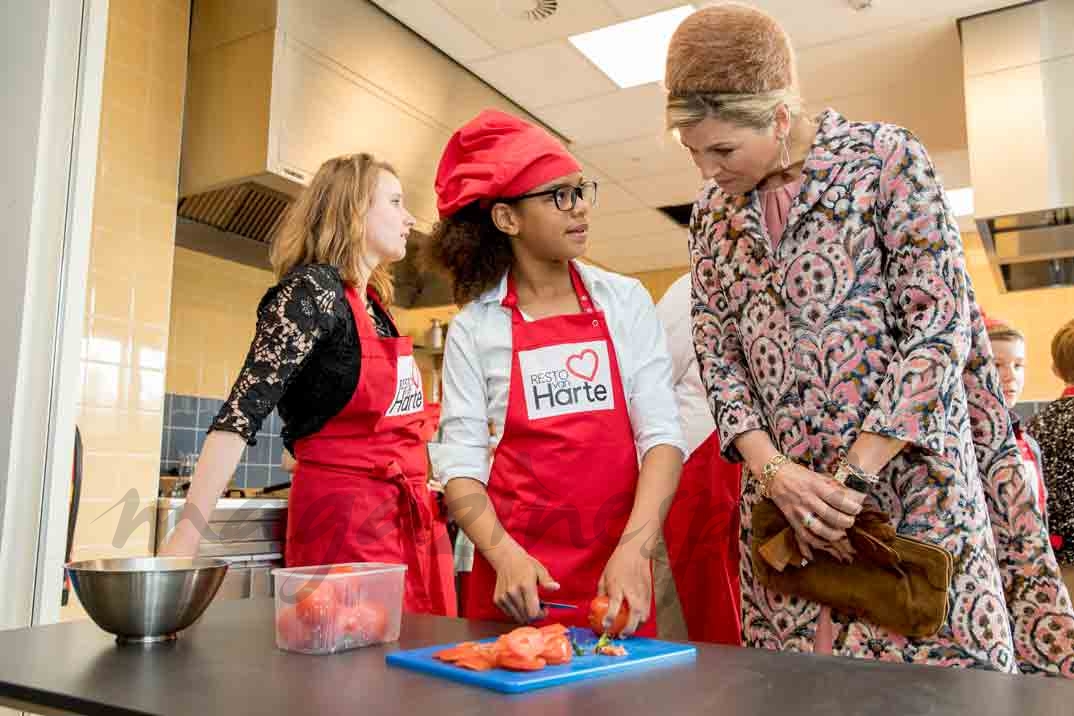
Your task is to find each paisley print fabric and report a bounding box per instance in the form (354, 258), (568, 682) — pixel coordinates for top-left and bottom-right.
(688, 109), (1074, 675)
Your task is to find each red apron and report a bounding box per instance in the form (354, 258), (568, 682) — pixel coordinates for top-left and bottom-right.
(286, 286), (456, 617)
(465, 265), (656, 636)
(662, 431), (742, 644)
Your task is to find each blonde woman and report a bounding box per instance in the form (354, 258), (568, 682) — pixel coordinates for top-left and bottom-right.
(665, 4), (1072, 675)
(160, 153), (456, 617)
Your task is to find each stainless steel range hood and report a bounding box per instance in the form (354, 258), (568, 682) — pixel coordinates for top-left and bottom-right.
(960, 0), (1074, 291)
(177, 0), (555, 307)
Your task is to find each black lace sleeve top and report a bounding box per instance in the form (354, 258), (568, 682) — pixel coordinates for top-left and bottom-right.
(1028, 395), (1074, 564)
(208, 263), (397, 452)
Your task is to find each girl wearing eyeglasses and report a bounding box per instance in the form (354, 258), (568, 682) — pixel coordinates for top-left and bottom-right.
(426, 110), (686, 637)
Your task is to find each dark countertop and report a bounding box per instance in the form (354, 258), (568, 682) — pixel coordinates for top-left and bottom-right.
(1, 598), (1071, 716)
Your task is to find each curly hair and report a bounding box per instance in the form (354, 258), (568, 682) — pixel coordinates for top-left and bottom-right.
(425, 202), (514, 306)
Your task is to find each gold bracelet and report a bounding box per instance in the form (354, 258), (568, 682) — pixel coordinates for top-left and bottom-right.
(757, 454), (791, 499)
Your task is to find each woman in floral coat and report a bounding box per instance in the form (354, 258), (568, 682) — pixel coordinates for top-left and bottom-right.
(664, 5), (1073, 675)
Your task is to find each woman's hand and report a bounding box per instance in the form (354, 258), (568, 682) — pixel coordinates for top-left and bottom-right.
(157, 520), (201, 558)
(769, 462), (864, 562)
(598, 545), (652, 637)
(486, 543), (560, 624)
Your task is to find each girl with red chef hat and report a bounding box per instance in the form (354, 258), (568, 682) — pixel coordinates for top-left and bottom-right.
(426, 110), (687, 636)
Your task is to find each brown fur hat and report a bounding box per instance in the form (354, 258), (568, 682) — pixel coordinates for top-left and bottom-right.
(665, 3), (796, 96)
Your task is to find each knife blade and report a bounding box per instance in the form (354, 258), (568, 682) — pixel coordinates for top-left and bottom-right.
(539, 601), (577, 610)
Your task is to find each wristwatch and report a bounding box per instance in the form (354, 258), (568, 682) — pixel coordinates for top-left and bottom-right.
(833, 456), (878, 493)
(757, 454), (791, 499)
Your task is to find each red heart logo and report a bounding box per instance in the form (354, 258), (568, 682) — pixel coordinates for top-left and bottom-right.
(566, 349), (599, 382)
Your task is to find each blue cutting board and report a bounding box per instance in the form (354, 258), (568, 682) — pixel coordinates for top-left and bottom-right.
(385, 628), (696, 694)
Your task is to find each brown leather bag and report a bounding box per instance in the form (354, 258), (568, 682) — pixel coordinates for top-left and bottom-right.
(750, 499), (954, 638)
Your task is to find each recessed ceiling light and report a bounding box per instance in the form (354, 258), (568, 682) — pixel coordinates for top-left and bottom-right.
(568, 5), (695, 89)
(948, 187), (975, 217)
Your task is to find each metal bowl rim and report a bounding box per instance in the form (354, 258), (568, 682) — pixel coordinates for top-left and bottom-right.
(64, 557), (230, 574)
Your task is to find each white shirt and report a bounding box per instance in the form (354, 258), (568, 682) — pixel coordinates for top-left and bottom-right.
(654, 273), (717, 459)
(430, 260), (686, 485)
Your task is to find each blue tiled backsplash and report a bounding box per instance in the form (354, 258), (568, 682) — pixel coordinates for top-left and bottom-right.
(160, 393), (290, 490)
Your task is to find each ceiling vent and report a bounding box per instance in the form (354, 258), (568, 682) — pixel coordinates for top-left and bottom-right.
(498, 0), (558, 22)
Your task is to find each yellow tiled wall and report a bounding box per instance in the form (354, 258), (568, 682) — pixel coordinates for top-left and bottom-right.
(73, 0), (191, 567)
(166, 249), (277, 399)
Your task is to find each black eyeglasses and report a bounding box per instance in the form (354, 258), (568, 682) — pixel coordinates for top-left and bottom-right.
(501, 180), (599, 212)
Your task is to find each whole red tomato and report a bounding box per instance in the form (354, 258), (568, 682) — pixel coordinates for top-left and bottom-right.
(275, 605), (307, 648)
(339, 602), (388, 642)
(293, 582), (337, 626)
(588, 595), (629, 637)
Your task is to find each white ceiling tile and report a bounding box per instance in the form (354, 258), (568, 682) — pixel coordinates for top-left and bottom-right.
(745, 0), (1014, 50)
(467, 42), (617, 109)
(594, 182), (648, 216)
(535, 82), (667, 145)
(589, 208), (681, 241)
(621, 169), (704, 209)
(436, 0), (622, 52)
(605, 0), (695, 21)
(575, 133), (693, 182)
(578, 162), (647, 215)
(587, 229), (689, 272)
(369, 0), (498, 61)
(817, 66), (967, 153)
(797, 19), (960, 104)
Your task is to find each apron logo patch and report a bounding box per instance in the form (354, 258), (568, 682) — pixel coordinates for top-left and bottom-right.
(385, 354), (424, 417)
(566, 349), (599, 382)
(519, 341), (614, 420)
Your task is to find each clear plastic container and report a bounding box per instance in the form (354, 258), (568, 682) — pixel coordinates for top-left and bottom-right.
(272, 563), (406, 654)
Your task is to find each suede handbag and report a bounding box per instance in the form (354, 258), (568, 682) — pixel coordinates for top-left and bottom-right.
(750, 498), (953, 638)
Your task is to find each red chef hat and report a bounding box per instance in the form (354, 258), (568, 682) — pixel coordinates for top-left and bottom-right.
(434, 109), (580, 218)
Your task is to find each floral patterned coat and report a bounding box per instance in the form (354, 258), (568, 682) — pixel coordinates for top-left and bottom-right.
(688, 109), (1074, 675)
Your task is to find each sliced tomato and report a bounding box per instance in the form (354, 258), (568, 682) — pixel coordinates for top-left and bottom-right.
(588, 595), (629, 638)
(326, 565), (355, 574)
(354, 603), (388, 641)
(454, 655), (496, 672)
(474, 641), (501, 662)
(539, 634), (573, 666)
(434, 643), (479, 662)
(501, 626), (544, 660)
(497, 653), (547, 672)
(538, 623), (569, 638)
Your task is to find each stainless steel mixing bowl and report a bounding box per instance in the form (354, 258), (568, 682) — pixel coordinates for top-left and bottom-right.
(65, 557), (229, 644)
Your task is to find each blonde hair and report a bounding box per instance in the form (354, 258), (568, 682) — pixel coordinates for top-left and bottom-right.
(1052, 318), (1074, 384)
(270, 153), (397, 304)
(666, 87), (802, 131)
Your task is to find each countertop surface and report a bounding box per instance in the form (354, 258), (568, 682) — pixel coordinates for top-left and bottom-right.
(1, 599), (1071, 716)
